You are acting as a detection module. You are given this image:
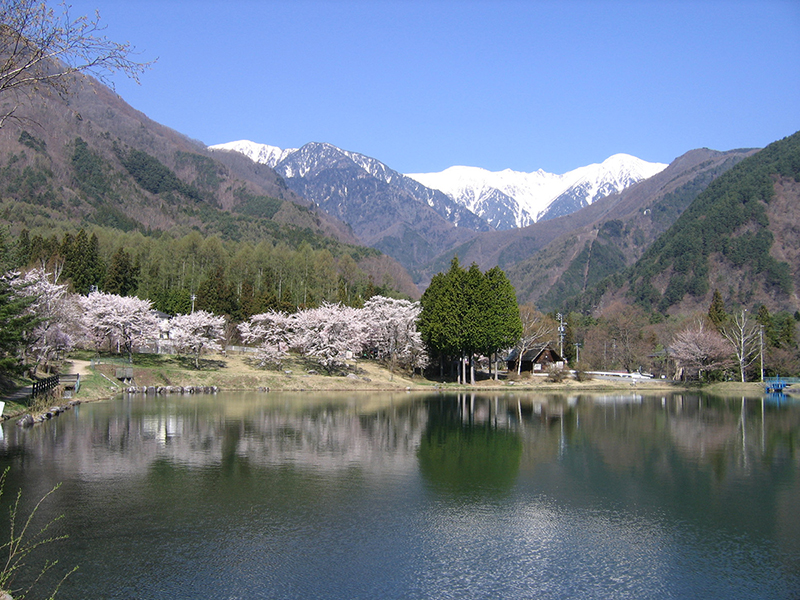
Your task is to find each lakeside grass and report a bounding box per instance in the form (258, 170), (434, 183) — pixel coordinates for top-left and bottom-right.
(1, 350), (777, 422)
(59, 351), (772, 398)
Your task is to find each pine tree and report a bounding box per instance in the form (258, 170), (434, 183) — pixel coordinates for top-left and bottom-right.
(87, 233), (105, 289)
(773, 312), (797, 349)
(563, 313), (576, 364)
(62, 229), (104, 293)
(756, 305), (774, 347)
(462, 263), (485, 356)
(154, 288), (192, 316)
(14, 229), (30, 268)
(105, 248), (138, 296)
(419, 257), (466, 378)
(70, 229), (90, 291)
(196, 267), (238, 318)
(708, 289), (728, 330)
(480, 266), (522, 378)
(419, 258), (521, 383)
(0, 276), (36, 376)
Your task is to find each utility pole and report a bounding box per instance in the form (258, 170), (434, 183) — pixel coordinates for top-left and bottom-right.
(759, 324), (764, 383)
(557, 313), (565, 357)
(574, 342), (581, 364)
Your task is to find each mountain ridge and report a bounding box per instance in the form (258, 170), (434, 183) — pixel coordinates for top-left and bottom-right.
(507, 147), (758, 310)
(562, 131), (800, 316)
(408, 153), (668, 229)
(211, 140), (666, 232)
(211, 140), (490, 230)
(409, 147), (757, 294)
(0, 69), (422, 300)
(210, 140), (672, 278)
(210, 140), (492, 274)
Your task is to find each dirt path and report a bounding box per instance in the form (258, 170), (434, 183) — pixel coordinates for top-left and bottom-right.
(1, 385), (32, 405)
(62, 359), (93, 377)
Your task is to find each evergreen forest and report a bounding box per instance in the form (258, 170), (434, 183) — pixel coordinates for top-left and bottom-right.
(7, 226), (399, 320)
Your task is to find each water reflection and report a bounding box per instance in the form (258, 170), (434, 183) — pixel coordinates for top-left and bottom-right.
(418, 394), (522, 494)
(2, 391), (798, 506)
(0, 391), (797, 600)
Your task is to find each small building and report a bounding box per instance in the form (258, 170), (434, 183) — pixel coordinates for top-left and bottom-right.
(506, 344), (565, 373)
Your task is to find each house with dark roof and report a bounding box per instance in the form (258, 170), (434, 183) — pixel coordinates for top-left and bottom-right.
(506, 344), (565, 373)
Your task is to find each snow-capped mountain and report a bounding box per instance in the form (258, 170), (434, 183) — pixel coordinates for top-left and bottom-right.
(407, 154), (668, 229)
(211, 140), (296, 168)
(212, 140), (400, 181)
(209, 140), (668, 273)
(210, 140), (490, 231)
(212, 140), (666, 232)
(209, 140), (490, 272)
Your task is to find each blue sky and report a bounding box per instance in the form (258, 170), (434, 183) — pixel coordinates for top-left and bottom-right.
(67, 0), (799, 174)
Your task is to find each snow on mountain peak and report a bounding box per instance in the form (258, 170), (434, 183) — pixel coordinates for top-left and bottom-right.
(599, 153), (667, 179)
(407, 154), (667, 228)
(210, 138), (668, 230)
(209, 140), (297, 168)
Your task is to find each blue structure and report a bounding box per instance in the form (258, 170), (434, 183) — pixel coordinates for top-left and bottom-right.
(765, 377), (788, 393)
(764, 377), (800, 394)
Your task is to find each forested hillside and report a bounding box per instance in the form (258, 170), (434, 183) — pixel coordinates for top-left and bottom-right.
(7, 226), (411, 319)
(509, 148), (756, 310)
(569, 131), (800, 316)
(414, 147), (754, 296)
(0, 69), (420, 305)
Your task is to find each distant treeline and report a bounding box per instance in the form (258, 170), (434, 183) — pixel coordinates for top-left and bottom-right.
(8, 226), (399, 320)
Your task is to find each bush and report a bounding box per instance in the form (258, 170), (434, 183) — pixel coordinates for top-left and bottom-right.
(547, 365), (566, 383)
(574, 362), (593, 382)
(0, 467), (76, 598)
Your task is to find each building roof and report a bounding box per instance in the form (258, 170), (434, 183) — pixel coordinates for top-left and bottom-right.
(507, 343), (564, 363)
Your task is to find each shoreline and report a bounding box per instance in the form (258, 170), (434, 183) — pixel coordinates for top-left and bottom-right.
(1, 352), (784, 424)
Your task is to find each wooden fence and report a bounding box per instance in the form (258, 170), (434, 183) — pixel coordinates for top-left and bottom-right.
(30, 373), (81, 400)
(31, 374), (60, 398)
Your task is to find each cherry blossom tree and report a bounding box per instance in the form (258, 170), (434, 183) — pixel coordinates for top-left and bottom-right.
(290, 302), (366, 372)
(80, 291), (160, 361)
(239, 298), (429, 375)
(169, 310), (226, 368)
(362, 296), (427, 374)
(670, 321), (734, 380)
(11, 267), (79, 374)
(238, 310), (290, 368)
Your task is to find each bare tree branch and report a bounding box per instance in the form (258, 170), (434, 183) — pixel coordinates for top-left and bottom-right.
(514, 305), (555, 375)
(720, 309), (760, 382)
(0, 0), (154, 126)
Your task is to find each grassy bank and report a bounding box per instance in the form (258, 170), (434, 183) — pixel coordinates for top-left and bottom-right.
(67, 350), (694, 397)
(73, 351), (435, 397)
(1, 350), (777, 423)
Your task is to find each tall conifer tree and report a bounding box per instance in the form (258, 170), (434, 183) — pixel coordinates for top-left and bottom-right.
(0, 277), (36, 375)
(419, 258), (521, 383)
(708, 289), (728, 330)
(105, 248), (138, 296)
(481, 266), (522, 371)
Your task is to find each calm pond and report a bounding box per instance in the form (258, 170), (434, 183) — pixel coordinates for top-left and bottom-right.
(0, 391), (798, 599)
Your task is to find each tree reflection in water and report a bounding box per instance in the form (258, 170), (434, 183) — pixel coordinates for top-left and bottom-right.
(418, 394), (522, 495)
